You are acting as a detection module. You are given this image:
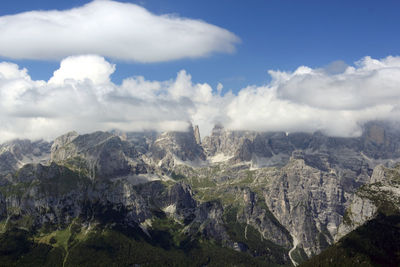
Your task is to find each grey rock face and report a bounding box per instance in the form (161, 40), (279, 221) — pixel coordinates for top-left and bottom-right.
(0, 151), (18, 176)
(233, 138), (253, 162)
(202, 124), (256, 159)
(50, 131), (79, 161)
(265, 158), (348, 256)
(51, 131), (148, 180)
(0, 163), (89, 227)
(336, 163), (400, 240)
(125, 131), (158, 154)
(238, 187), (292, 248)
(151, 124), (206, 168)
(188, 200), (229, 242)
(194, 125), (201, 145)
(361, 121), (400, 159)
(0, 139), (51, 175)
(261, 145), (373, 257)
(335, 196), (377, 241)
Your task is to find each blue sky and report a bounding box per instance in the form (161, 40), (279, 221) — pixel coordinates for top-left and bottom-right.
(2, 0), (400, 93)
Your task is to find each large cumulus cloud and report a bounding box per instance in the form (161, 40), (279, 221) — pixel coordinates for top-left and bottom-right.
(226, 56), (400, 137)
(0, 55), (400, 142)
(0, 0), (239, 62)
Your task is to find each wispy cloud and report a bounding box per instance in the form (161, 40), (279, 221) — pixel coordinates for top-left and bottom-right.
(0, 0), (239, 62)
(0, 55), (400, 142)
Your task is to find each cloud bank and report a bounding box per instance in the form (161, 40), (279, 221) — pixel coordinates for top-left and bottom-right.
(1, 55), (400, 142)
(0, 0), (239, 62)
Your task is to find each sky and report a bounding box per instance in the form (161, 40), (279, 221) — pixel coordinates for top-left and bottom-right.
(1, 0), (400, 141)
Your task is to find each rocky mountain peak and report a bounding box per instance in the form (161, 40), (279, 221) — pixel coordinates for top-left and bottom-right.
(51, 131), (78, 149)
(50, 131), (148, 180)
(360, 121), (400, 159)
(194, 125), (201, 145)
(366, 124), (385, 145)
(0, 139), (51, 175)
(212, 123), (224, 133)
(151, 124), (206, 168)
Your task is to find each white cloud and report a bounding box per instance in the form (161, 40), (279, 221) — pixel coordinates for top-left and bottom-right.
(225, 55), (400, 136)
(1, 55), (400, 142)
(272, 56), (400, 111)
(0, 0), (239, 62)
(49, 55), (115, 85)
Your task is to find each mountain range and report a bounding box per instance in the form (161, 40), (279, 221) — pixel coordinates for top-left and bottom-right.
(0, 121), (399, 266)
